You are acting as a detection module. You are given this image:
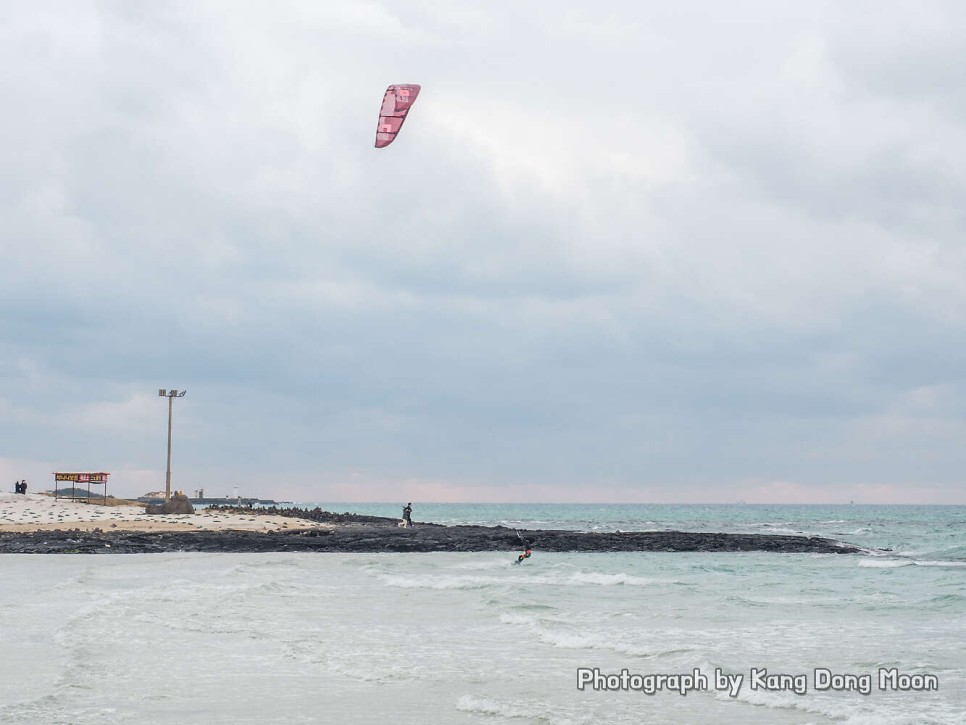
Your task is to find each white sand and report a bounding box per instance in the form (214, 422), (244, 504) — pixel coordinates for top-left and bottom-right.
(0, 492), (327, 533)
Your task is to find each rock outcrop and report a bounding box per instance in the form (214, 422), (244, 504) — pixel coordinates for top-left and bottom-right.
(145, 492), (194, 515)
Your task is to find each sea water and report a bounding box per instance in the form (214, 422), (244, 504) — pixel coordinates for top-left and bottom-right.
(0, 504), (962, 724)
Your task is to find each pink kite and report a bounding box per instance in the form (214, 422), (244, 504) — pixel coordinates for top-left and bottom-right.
(374, 84), (421, 148)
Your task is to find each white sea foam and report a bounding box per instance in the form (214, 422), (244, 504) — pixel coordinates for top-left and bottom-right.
(499, 612), (537, 626)
(2, 505), (964, 725)
(716, 680), (939, 725)
(858, 559), (913, 568)
(566, 571), (655, 586)
(758, 527), (802, 535)
(451, 557), (514, 570)
(375, 573), (499, 590)
(455, 695), (578, 724)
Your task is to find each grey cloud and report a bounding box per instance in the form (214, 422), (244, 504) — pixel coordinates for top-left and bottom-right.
(2, 1), (964, 501)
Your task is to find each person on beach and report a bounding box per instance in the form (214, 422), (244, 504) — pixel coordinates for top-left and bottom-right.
(402, 502), (413, 528)
(20, 480), (27, 495)
(14, 480), (21, 494)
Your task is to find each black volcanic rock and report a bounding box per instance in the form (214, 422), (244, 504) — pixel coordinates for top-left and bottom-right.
(0, 514), (859, 555)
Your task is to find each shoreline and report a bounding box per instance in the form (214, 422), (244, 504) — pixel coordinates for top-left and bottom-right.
(0, 497), (861, 554)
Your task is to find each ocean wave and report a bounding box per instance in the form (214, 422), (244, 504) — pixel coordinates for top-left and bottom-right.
(374, 568), (661, 590)
(506, 602), (558, 611)
(499, 612), (536, 626)
(858, 555), (966, 569)
(926, 593), (965, 605)
(722, 594), (768, 607)
(714, 678), (945, 725)
(759, 527), (805, 536)
(566, 571), (655, 587)
(900, 544), (966, 559)
(498, 612), (657, 657)
(450, 558), (517, 571)
(327, 659), (414, 683)
(376, 574), (498, 590)
(533, 627), (662, 658)
(223, 557), (302, 575)
(857, 559), (913, 568)
(455, 695), (586, 724)
(534, 628), (604, 651)
(714, 686), (858, 722)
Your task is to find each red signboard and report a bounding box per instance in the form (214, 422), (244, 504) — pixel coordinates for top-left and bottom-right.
(54, 472), (110, 484)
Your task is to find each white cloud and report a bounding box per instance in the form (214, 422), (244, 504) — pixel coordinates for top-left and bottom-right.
(1, 1), (964, 502)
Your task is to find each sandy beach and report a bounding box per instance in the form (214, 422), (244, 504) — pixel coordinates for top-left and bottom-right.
(0, 492), (327, 534)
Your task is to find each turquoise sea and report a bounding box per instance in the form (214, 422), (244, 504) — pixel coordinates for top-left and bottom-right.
(1, 503), (963, 724)
(300, 503), (966, 562)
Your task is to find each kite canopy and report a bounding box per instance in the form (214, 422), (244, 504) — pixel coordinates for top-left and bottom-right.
(374, 84), (421, 148)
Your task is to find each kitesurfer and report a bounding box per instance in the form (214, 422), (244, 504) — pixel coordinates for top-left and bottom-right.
(516, 541), (532, 564)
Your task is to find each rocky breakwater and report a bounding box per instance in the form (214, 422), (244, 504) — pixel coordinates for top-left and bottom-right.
(0, 505), (860, 555)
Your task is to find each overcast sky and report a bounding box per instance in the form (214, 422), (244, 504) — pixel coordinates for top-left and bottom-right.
(2, 1), (964, 503)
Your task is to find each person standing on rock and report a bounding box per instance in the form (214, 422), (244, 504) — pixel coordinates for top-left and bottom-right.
(402, 502), (413, 528)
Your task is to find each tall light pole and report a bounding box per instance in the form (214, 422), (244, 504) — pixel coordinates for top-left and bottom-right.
(158, 389), (187, 501)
